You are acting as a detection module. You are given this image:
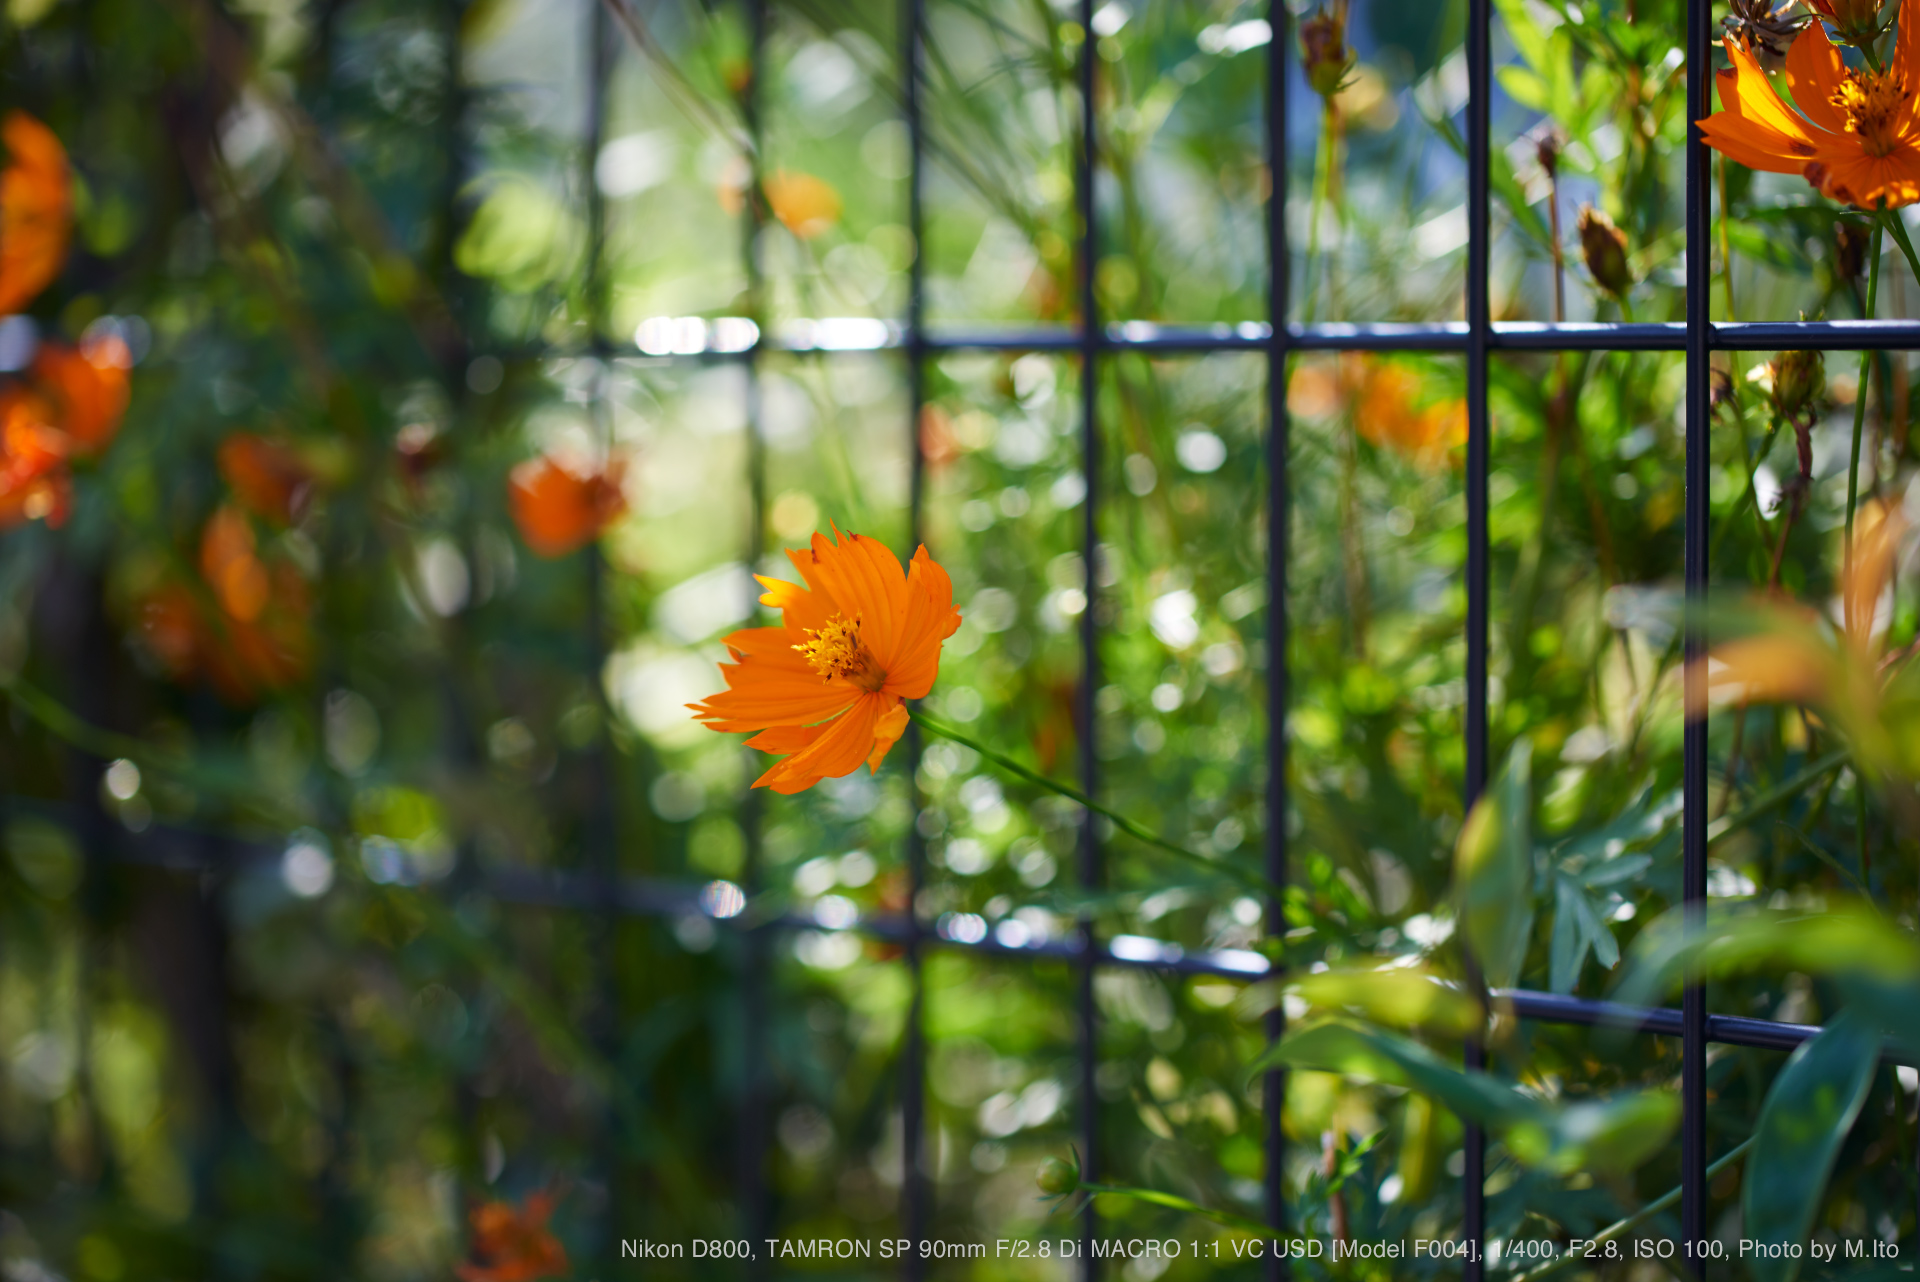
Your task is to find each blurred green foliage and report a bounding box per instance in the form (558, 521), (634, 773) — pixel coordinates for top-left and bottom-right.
(0, 0), (1917, 1278)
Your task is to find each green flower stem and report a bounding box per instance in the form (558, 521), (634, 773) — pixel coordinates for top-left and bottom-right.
(908, 708), (1274, 895)
(1507, 1137), (1754, 1282)
(1844, 219), (1884, 617)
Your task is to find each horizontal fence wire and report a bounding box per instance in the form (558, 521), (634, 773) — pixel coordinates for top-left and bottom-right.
(71, 806), (1879, 1060)
(586, 318), (1920, 360)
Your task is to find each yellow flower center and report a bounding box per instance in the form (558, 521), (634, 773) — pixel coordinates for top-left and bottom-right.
(1833, 68), (1911, 158)
(795, 614), (886, 691)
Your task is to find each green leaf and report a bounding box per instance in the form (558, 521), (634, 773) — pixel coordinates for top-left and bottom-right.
(1491, 0), (1552, 72)
(1549, 873), (1609, 994)
(1741, 1010), (1880, 1282)
(1496, 66), (1550, 112)
(1613, 901), (1920, 1012)
(1255, 1020), (1676, 1177)
(1284, 964), (1483, 1036)
(1455, 739), (1535, 990)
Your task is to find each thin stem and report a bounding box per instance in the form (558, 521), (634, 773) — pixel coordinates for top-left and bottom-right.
(1707, 749), (1850, 845)
(1844, 219), (1884, 626)
(909, 709), (1275, 894)
(1509, 1138), (1754, 1282)
(1303, 99), (1337, 325)
(1718, 153), (1735, 320)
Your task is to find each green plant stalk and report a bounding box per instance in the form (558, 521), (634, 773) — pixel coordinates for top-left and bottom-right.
(1707, 749), (1850, 845)
(909, 709), (1274, 894)
(1844, 220), (1883, 613)
(1508, 1137), (1754, 1282)
(1303, 99), (1337, 325)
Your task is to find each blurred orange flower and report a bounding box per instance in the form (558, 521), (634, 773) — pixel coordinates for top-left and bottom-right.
(219, 432), (313, 524)
(1291, 355), (1464, 467)
(507, 453), (627, 558)
(138, 506), (311, 701)
(458, 1193), (568, 1282)
(764, 170), (841, 238)
(30, 334), (131, 453)
(1354, 357), (1466, 466)
(0, 111), (71, 315)
(1691, 500), (1920, 788)
(0, 390), (72, 527)
(690, 527), (961, 793)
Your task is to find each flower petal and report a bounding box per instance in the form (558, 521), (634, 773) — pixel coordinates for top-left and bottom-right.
(756, 573), (837, 635)
(1785, 21), (1849, 136)
(752, 693), (886, 793)
(883, 545), (963, 700)
(866, 700), (909, 773)
(799, 527), (909, 669)
(1719, 36), (1823, 146)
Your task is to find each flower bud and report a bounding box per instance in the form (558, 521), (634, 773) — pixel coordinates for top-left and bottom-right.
(1807, 0), (1885, 43)
(1768, 348), (1824, 423)
(1299, 9), (1355, 99)
(1534, 128), (1564, 182)
(1036, 1157), (1079, 1196)
(1577, 206), (1633, 298)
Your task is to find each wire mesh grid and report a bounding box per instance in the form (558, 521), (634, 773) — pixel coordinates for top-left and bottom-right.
(61, 0), (1920, 1274)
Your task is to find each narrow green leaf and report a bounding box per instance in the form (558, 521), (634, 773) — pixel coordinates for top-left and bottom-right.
(1456, 739), (1535, 990)
(1742, 1010), (1880, 1282)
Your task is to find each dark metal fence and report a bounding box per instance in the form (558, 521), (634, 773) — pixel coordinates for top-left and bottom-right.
(78, 0), (1920, 1275)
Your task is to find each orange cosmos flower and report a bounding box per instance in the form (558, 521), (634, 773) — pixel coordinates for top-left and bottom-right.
(0, 112), (70, 315)
(690, 527), (962, 794)
(458, 1193), (569, 1282)
(219, 432), (313, 524)
(1699, 19), (1920, 209)
(508, 453), (627, 558)
(29, 335), (131, 454)
(138, 505), (312, 701)
(0, 389), (72, 527)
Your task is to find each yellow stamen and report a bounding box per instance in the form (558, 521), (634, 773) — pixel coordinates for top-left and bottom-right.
(1833, 68), (1911, 158)
(795, 613), (886, 691)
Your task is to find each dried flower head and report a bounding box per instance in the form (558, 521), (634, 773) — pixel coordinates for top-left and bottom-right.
(1721, 0), (1808, 61)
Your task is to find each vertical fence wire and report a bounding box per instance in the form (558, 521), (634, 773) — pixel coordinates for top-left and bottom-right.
(1261, 4), (1291, 1278)
(1074, 0), (1102, 1275)
(579, 0), (623, 1268)
(741, 0), (772, 1268)
(901, 0), (931, 1268)
(1462, 0), (1493, 1273)
(1681, 0), (1712, 1259)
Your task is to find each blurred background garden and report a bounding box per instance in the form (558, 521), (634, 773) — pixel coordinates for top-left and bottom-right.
(4, 0), (1920, 1277)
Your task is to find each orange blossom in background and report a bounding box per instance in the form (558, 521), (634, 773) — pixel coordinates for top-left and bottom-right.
(507, 452), (627, 558)
(0, 111), (70, 314)
(457, 1193), (569, 1282)
(690, 526), (962, 794)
